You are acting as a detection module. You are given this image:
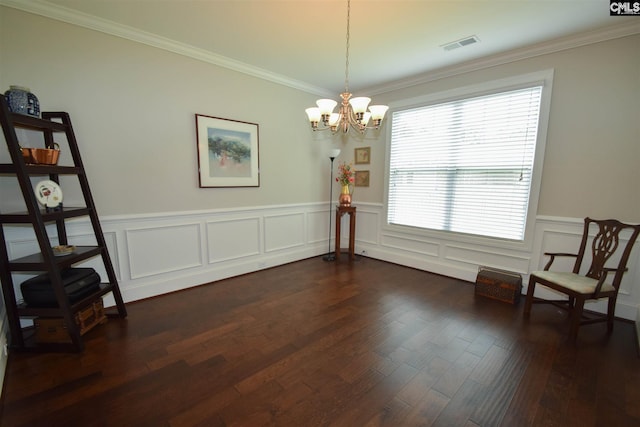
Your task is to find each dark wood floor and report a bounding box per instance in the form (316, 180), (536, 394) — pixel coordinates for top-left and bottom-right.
(1, 256), (639, 426)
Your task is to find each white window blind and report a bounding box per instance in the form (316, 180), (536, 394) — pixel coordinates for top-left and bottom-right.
(387, 85), (543, 240)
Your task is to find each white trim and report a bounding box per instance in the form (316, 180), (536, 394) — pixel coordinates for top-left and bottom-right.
(0, 0), (332, 97)
(0, 202), (332, 303)
(206, 217), (261, 264)
(366, 21), (640, 95)
(1, 0), (637, 97)
(125, 223), (204, 280)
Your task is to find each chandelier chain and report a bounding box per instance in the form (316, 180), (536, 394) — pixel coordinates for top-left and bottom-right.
(344, 0), (350, 93)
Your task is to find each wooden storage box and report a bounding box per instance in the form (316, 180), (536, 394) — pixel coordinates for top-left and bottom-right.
(475, 266), (522, 304)
(35, 299), (107, 343)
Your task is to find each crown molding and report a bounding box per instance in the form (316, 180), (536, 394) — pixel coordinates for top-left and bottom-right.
(367, 20), (640, 96)
(0, 0), (333, 97)
(2, 0), (638, 98)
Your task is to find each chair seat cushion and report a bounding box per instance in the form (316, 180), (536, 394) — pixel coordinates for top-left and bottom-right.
(531, 271), (615, 294)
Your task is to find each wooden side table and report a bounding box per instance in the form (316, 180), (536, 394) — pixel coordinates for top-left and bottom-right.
(335, 206), (356, 260)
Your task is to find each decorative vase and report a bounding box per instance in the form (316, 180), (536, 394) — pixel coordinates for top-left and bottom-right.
(338, 184), (352, 206)
(4, 85), (40, 117)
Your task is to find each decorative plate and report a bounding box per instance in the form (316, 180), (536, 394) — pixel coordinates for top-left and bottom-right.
(34, 180), (63, 208)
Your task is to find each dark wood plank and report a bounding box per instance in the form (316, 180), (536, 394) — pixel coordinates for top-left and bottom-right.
(1, 256), (639, 426)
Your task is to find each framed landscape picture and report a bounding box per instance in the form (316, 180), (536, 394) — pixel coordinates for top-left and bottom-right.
(196, 114), (260, 187)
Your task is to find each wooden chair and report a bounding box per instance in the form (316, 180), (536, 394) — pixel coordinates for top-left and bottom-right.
(524, 218), (640, 340)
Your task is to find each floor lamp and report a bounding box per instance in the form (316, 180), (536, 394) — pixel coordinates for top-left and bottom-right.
(323, 149), (341, 261)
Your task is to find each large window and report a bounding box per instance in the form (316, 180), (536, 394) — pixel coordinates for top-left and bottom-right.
(387, 81), (547, 241)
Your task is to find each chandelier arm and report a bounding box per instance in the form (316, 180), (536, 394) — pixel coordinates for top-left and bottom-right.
(310, 120), (381, 134)
(347, 115), (366, 134)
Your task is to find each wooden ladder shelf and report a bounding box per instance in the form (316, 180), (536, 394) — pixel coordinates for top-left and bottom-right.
(0, 97), (127, 352)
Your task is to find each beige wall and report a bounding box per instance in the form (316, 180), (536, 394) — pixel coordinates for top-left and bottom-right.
(353, 34), (640, 223)
(0, 7), (340, 216)
(2, 7), (637, 222)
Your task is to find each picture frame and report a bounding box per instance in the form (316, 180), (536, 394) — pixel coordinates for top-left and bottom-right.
(355, 170), (370, 187)
(355, 147), (370, 164)
(195, 114), (260, 188)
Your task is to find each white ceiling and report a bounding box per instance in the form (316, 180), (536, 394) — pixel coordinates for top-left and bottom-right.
(6, 0), (640, 95)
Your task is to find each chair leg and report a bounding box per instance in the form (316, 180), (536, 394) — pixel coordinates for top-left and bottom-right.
(524, 277), (536, 317)
(569, 297), (585, 341)
(607, 296), (616, 333)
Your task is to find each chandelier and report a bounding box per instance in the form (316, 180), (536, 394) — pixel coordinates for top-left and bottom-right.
(305, 0), (388, 134)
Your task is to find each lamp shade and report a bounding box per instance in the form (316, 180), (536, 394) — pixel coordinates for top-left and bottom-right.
(305, 107), (321, 122)
(316, 99), (338, 115)
(349, 97), (371, 114)
(329, 148), (341, 159)
(369, 105), (389, 120)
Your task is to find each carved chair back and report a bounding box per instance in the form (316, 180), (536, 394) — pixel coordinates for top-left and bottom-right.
(573, 218), (640, 290)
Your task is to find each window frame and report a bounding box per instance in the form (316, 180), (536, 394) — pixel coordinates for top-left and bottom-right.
(383, 70), (554, 251)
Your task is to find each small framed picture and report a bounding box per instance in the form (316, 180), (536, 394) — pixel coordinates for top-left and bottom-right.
(355, 170), (370, 187)
(195, 114), (260, 188)
(355, 147), (370, 164)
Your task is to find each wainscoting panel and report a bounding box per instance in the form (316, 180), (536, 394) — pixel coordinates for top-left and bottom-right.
(380, 233), (441, 258)
(207, 217), (260, 264)
(535, 227), (584, 272)
(126, 223), (203, 279)
(64, 229), (120, 282)
(65, 204), (327, 304)
(307, 209), (330, 245)
(3, 236), (38, 302)
(7, 236), (39, 260)
(264, 212), (305, 253)
(351, 207), (379, 246)
(444, 243), (531, 274)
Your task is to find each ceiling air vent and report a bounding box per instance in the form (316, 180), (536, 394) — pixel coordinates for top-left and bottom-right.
(442, 35), (480, 51)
